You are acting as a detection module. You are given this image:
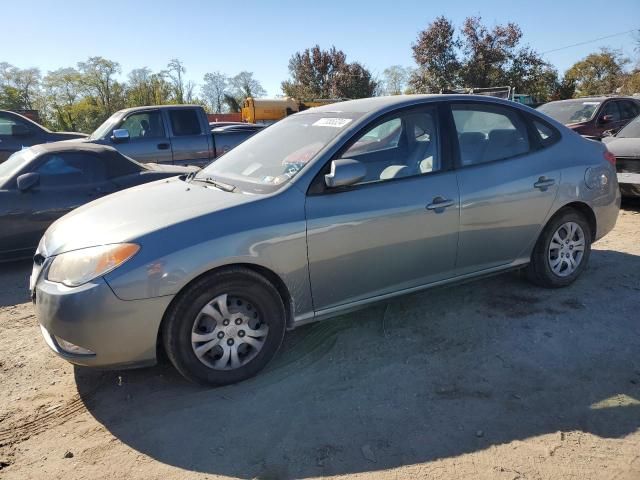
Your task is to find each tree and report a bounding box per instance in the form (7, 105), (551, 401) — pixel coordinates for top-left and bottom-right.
(229, 71), (266, 104)
(201, 72), (228, 112)
(381, 65), (411, 95)
(0, 63), (42, 110)
(167, 58), (186, 103)
(281, 45), (377, 99)
(409, 16), (555, 100)
(564, 48), (630, 96)
(410, 16), (460, 92)
(43, 67), (83, 131)
(77, 56), (123, 117)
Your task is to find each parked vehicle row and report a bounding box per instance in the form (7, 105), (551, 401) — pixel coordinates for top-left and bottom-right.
(30, 95), (620, 386)
(0, 110), (87, 162)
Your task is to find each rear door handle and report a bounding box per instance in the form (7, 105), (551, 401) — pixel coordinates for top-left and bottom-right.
(534, 176), (555, 191)
(157, 143), (170, 150)
(426, 196), (455, 211)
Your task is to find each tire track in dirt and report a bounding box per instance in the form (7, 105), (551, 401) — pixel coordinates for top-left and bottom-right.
(0, 390), (97, 448)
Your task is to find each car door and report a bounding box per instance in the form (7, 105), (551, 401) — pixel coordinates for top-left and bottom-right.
(111, 110), (173, 164)
(4, 151), (114, 253)
(450, 101), (561, 274)
(166, 109), (210, 166)
(0, 113), (38, 162)
(305, 105), (460, 312)
(618, 100), (640, 129)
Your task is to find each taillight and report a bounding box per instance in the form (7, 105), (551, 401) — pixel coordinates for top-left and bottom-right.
(603, 150), (616, 166)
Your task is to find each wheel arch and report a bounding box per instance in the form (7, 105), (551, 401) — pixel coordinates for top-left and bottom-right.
(156, 262), (295, 354)
(549, 201), (597, 241)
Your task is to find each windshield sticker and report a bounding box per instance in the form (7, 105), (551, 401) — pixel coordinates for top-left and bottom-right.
(313, 118), (352, 128)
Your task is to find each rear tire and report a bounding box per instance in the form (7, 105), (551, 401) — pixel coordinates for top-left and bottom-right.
(162, 268), (286, 386)
(526, 209), (592, 288)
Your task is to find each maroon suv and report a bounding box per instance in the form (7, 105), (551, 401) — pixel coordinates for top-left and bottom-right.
(537, 96), (640, 139)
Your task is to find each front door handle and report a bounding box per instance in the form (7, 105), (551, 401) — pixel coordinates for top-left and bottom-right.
(534, 176), (556, 191)
(157, 143), (170, 150)
(426, 196), (454, 211)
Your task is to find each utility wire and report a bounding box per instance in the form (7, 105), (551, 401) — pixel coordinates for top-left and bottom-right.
(541, 29), (638, 55)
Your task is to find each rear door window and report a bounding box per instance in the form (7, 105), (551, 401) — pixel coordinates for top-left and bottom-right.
(619, 101), (640, 121)
(168, 109), (202, 136)
(451, 103), (530, 166)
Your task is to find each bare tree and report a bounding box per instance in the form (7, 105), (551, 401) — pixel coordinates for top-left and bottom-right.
(167, 58), (186, 103)
(202, 72), (228, 113)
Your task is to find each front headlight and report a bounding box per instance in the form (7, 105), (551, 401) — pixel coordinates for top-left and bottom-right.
(47, 243), (140, 287)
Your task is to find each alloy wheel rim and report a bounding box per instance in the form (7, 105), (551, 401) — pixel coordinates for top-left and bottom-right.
(548, 221), (585, 278)
(191, 293), (268, 370)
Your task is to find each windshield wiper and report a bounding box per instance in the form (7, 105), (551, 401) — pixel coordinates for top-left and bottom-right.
(192, 176), (236, 192)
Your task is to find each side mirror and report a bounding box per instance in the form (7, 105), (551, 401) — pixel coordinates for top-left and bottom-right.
(11, 124), (32, 137)
(111, 129), (130, 143)
(17, 172), (40, 192)
(324, 159), (366, 188)
(600, 114), (614, 124)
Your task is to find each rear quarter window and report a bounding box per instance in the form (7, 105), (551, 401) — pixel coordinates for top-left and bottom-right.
(531, 117), (561, 148)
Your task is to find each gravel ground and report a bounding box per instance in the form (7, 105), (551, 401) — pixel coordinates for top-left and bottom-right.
(1, 201), (639, 480)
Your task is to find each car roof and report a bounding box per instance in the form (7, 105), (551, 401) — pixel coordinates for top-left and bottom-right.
(544, 96), (638, 104)
(116, 104), (201, 115)
(302, 94), (531, 115)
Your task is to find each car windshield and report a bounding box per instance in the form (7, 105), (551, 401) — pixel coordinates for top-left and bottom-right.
(616, 115), (640, 138)
(0, 148), (38, 188)
(537, 100), (601, 125)
(88, 112), (122, 140)
(197, 112), (361, 193)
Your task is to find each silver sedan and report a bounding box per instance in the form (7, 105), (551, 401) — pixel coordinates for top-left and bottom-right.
(32, 95), (620, 385)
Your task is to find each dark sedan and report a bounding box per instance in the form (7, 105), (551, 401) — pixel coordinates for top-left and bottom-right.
(0, 143), (197, 261)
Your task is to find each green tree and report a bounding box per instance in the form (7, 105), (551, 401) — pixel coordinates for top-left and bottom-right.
(43, 67), (83, 131)
(77, 56), (123, 119)
(229, 71), (266, 105)
(564, 48), (630, 96)
(281, 45), (377, 99)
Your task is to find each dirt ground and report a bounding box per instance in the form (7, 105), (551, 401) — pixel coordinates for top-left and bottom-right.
(1, 202), (639, 480)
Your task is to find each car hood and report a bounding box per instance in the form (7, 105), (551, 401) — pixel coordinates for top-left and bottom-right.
(41, 177), (256, 257)
(601, 137), (640, 157)
(52, 131), (88, 139)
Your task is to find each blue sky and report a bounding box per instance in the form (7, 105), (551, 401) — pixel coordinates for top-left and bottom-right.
(4, 0), (639, 96)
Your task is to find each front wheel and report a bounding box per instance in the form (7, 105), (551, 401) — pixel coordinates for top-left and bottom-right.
(526, 210), (592, 288)
(162, 268), (286, 386)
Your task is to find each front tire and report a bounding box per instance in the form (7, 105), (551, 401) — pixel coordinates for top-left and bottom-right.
(526, 209), (592, 288)
(162, 268), (286, 386)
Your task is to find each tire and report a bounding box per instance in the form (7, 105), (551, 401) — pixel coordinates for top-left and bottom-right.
(526, 209), (592, 288)
(162, 267), (286, 386)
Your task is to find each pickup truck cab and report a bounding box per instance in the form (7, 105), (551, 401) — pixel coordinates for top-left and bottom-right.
(0, 110), (87, 162)
(83, 105), (260, 166)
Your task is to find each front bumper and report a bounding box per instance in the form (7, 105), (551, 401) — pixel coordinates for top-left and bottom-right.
(35, 276), (174, 369)
(617, 172), (640, 197)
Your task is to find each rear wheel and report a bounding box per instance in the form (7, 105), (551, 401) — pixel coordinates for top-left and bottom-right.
(526, 209), (592, 288)
(162, 268), (286, 386)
